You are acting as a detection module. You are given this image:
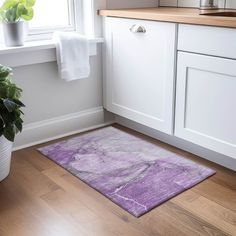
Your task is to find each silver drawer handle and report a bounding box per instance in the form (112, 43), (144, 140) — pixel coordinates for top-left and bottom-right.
(129, 25), (146, 33)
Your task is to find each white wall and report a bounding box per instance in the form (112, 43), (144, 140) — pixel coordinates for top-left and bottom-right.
(107, 0), (158, 9)
(12, 57), (103, 125)
(226, 0), (236, 8)
(159, 0), (236, 9)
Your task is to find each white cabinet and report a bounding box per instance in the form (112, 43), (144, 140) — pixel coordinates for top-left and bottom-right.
(175, 52), (236, 158)
(104, 17), (176, 134)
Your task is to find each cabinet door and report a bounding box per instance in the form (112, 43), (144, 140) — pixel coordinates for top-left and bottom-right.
(104, 17), (176, 135)
(175, 52), (236, 158)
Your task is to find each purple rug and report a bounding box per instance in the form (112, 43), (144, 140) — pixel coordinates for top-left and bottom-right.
(38, 126), (215, 217)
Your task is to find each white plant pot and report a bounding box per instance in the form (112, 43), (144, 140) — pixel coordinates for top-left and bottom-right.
(0, 136), (13, 182)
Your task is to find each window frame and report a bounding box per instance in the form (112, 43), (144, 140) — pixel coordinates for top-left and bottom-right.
(26, 0), (85, 41)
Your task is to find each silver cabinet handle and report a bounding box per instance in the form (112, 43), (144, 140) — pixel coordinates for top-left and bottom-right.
(129, 25), (146, 33)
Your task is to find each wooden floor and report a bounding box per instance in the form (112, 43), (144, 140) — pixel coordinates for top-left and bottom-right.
(0, 124), (236, 236)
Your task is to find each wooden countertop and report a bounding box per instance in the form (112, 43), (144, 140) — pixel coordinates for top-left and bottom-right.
(99, 7), (236, 28)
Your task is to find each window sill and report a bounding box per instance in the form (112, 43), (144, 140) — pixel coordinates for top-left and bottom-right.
(0, 38), (104, 68)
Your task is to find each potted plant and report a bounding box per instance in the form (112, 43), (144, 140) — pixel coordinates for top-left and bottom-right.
(0, 0), (36, 46)
(0, 64), (25, 182)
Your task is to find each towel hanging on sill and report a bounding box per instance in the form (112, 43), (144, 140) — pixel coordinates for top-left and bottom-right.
(53, 31), (90, 81)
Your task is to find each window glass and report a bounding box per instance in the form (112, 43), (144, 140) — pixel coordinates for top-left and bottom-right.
(29, 0), (72, 29)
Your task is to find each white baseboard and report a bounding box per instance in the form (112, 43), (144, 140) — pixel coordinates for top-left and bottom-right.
(14, 107), (115, 151)
(116, 116), (236, 171)
(13, 107), (236, 171)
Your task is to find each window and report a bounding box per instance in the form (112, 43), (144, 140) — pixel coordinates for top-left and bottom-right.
(0, 0), (95, 44)
(28, 0), (95, 40)
(28, 0), (80, 40)
(29, 0), (75, 31)
(30, 0), (97, 40)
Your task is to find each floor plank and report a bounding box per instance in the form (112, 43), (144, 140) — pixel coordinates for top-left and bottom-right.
(193, 180), (236, 212)
(171, 191), (236, 235)
(0, 124), (235, 236)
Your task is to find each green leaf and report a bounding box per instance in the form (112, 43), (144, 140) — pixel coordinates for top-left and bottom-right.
(8, 84), (22, 99)
(8, 85), (16, 98)
(13, 99), (25, 107)
(5, 7), (18, 22)
(0, 107), (15, 124)
(0, 64), (12, 78)
(0, 0), (18, 10)
(0, 118), (4, 137)
(0, 87), (8, 98)
(0, 64), (25, 141)
(16, 3), (27, 19)
(3, 124), (15, 142)
(3, 99), (18, 112)
(0, 113), (4, 122)
(21, 6), (33, 21)
(14, 118), (23, 132)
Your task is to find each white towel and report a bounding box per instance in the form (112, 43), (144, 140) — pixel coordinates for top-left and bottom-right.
(54, 32), (90, 81)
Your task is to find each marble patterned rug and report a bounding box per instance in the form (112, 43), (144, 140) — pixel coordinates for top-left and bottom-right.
(38, 126), (215, 217)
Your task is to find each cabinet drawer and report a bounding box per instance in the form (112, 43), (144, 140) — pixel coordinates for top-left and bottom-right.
(178, 24), (236, 59)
